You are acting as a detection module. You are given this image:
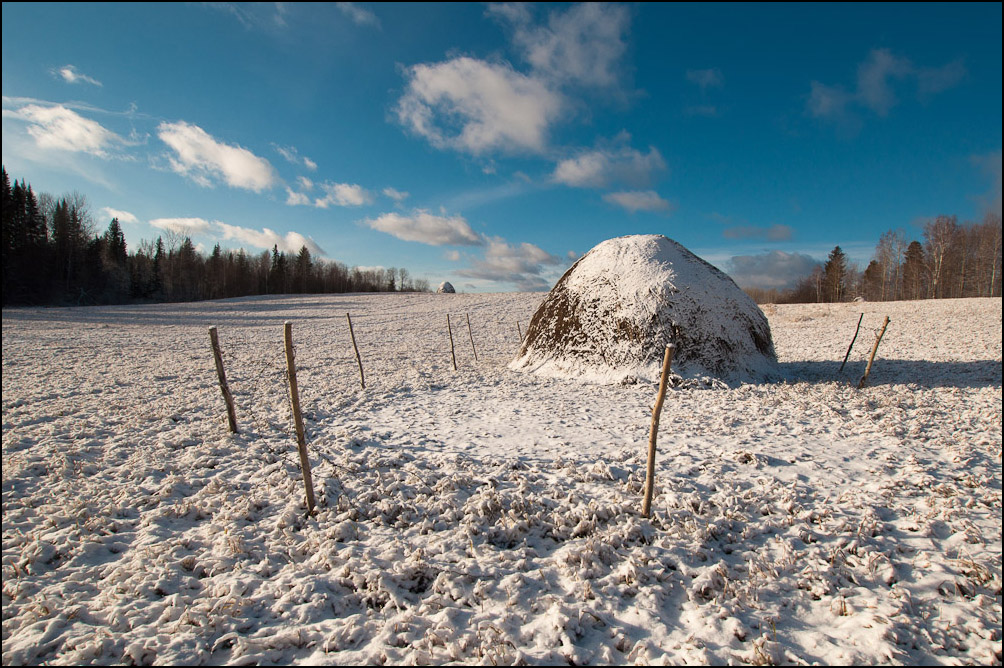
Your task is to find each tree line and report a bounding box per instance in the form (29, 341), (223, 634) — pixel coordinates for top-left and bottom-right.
(1, 167), (431, 306)
(744, 212), (1002, 304)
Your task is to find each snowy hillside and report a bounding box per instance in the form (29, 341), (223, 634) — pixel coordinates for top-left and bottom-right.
(2, 295), (1001, 665)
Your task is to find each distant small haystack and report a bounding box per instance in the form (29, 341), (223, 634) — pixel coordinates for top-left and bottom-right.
(437, 281), (456, 294)
(509, 235), (778, 384)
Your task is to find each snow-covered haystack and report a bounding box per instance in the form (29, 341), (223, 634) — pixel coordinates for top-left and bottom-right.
(510, 234), (778, 384)
(437, 281), (456, 294)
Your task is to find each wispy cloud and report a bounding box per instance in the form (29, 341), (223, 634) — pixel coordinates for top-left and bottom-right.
(4, 104), (124, 157)
(52, 65), (102, 87)
(383, 187), (410, 203)
(274, 144), (317, 171)
(972, 149), (1002, 217)
(552, 137), (665, 188)
(808, 48), (967, 123)
(207, 2), (288, 30)
(601, 190), (674, 214)
(100, 207), (138, 224)
(314, 181), (372, 208)
(216, 221), (325, 256)
(456, 235), (564, 290)
(363, 210), (484, 246)
(686, 68), (723, 91)
(396, 57), (563, 156)
(336, 2), (380, 28)
(158, 121), (277, 192)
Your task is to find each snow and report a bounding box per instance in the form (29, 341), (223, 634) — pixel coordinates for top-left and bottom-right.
(511, 235), (778, 385)
(2, 294), (1002, 665)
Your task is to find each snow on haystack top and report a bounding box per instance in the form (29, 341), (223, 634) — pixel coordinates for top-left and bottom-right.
(509, 234), (779, 384)
(437, 281), (456, 294)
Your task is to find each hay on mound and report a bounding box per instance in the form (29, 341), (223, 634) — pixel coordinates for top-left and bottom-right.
(437, 281), (456, 294)
(509, 234), (778, 384)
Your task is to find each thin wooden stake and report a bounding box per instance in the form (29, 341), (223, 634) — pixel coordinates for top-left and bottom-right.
(516, 320), (523, 343)
(283, 322), (317, 514)
(466, 312), (479, 362)
(447, 314), (457, 371)
(208, 326), (238, 433)
(346, 313), (365, 389)
(839, 313), (864, 373)
(857, 316), (890, 389)
(642, 344), (676, 518)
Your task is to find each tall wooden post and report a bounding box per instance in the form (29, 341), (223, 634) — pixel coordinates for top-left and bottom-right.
(447, 314), (457, 371)
(283, 322), (316, 514)
(346, 313), (365, 389)
(208, 326), (238, 433)
(839, 313), (864, 373)
(858, 317), (890, 389)
(642, 344), (676, 518)
(466, 313), (479, 362)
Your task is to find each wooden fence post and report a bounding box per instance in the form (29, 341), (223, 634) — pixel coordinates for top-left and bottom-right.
(466, 312), (479, 362)
(857, 316), (890, 389)
(642, 344), (676, 518)
(516, 320), (523, 343)
(447, 314), (457, 371)
(346, 313), (365, 389)
(283, 322), (317, 515)
(839, 313), (864, 373)
(208, 326), (238, 433)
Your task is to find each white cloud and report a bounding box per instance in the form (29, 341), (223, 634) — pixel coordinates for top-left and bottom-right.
(602, 190), (674, 214)
(216, 221), (326, 256)
(444, 250), (461, 261)
(158, 121), (277, 192)
(686, 68), (723, 91)
(456, 236), (564, 290)
(396, 57), (563, 156)
(5, 104), (122, 157)
(297, 176), (314, 190)
(552, 141), (665, 188)
(285, 188), (312, 206)
(364, 210), (484, 246)
(314, 181), (373, 208)
(494, 2), (630, 89)
(100, 207), (138, 224)
(383, 187), (410, 203)
(53, 65), (102, 87)
(149, 217), (212, 236)
(809, 48), (966, 122)
(336, 2), (380, 28)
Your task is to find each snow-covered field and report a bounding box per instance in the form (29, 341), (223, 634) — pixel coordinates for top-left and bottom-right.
(2, 294), (1001, 665)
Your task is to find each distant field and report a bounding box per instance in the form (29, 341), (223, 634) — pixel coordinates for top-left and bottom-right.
(3, 295), (1001, 665)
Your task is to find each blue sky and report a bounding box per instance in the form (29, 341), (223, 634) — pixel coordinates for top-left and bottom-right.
(2, 2), (1001, 291)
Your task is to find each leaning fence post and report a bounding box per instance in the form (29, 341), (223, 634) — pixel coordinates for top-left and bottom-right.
(642, 344), (676, 518)
(839, 313), (864, 373)
(283, 322), (317, 515)
(346, 313), (365, 389)
(447, 314), (457, 371)
(466, 312), (479, 362)
(857, 316), (890, 389)
(208, 326), (238, 433)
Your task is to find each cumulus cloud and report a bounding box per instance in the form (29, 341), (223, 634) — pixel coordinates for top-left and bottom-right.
(723, 224), (793, 242)
(150, 217), (212, 236)
(314, 181), (372, 208)
(552, 141), (665, 188)
(493, 2), (630, 89)
(727, 250), (820, 290)
(158, 121), (277, 192)
(808, 48), (966, 122)
(456, 236), (564, 290)
(100, 207), (138, 224)
(5, 104), (123, 157)
(336, 2), (380, 28)
(53, 65), (102, 87)
(285, 188), (312, 206)
(363, 210), (484, 246)
(216, 221), (325, 256)
(396, 57), (563, 156)
(686, 68), (723, 91)
(601, 190), (674, 214)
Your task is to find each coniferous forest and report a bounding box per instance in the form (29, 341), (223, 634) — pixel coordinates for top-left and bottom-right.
(1, 167), (431, 307)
